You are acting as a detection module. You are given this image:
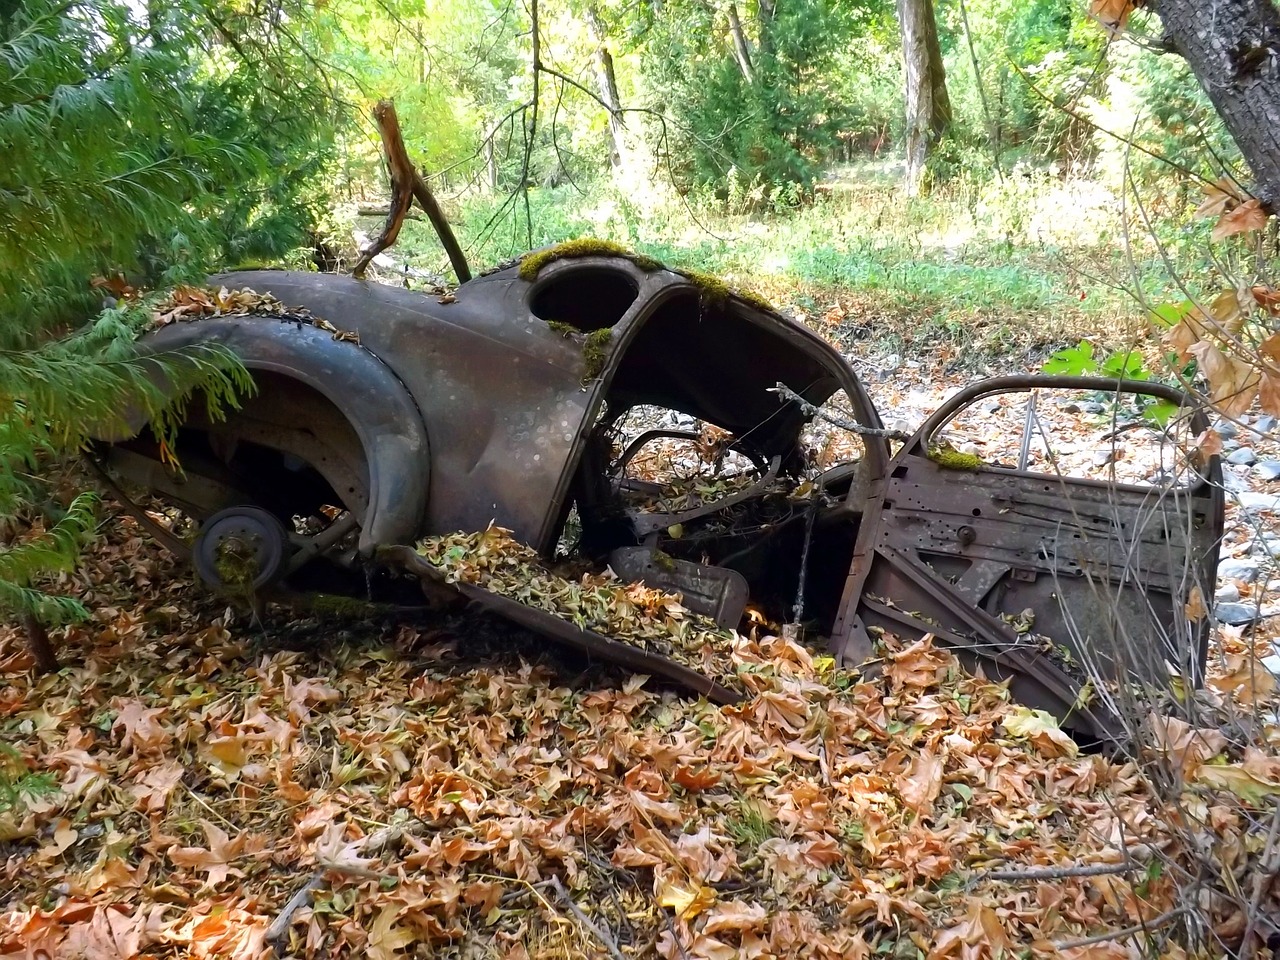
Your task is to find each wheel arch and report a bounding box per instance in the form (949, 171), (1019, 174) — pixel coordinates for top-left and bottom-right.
(116, 318), (431, 553)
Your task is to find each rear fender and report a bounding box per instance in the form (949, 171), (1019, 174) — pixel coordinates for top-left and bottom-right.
(122, 317), (430, 553)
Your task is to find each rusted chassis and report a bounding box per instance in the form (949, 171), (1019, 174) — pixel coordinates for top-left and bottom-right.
(99, 258), (1222, 742)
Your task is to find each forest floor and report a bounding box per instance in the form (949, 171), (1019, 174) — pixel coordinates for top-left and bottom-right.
(4, 330), (1280, 959)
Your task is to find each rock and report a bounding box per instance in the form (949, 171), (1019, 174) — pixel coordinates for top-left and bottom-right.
(1219, 557), (1262, 583)
(1227, 447), (1258, 465)
(1235, 492), (1280, 515)
(1255, 538), (1280, 558)
(1216, 583), (1241, 604)
(1062, 402), (1081, 414)
(980, 400), (1002, 415)
(1080, 401), (1105, 415)
(1092, 448), (1117, 467)
(1222, 439), (1242, 453)
(1257, 415), (1278, 433)
(881, 353), (901, 373)
(1263, 653), (1280, 676)
(1216, 601), (1262, 626)
(1216, 420), (1240, 439)
(1255, 460), (1280, 481)
(1223, 469), (1250, 493)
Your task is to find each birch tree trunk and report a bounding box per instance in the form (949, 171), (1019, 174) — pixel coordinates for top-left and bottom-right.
(1152, 0), (1280, 210)
(727, 3), (755, 85)
(897, 0), (952, 195)
(585, 4), (626, 169)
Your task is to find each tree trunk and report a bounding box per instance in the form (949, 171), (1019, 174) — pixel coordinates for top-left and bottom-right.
(727, 4), (755, 85)
(897, 0), (952, 195)
(1152, 0), (1280, 211)
(756, 0), (777, 60)
(585, 5), (626, 169)
(23, 612), (58, 674)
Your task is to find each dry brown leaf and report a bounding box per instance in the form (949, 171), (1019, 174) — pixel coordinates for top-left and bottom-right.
(656, 875), (716, 920)
(1209, 288), (1247, 334)
(1187, 341), (1260, 416)
(1213, 198), (1268, 240)
(1253, 287), (1280, 315)
(367, 904), (415, 960)
(1184, 584), (1208, 622)
(1260, 372), (1280, 417)
(701, 899), (767, 935)
(899, 746), (943, 814)
(1195, 177), (1245, 219)
(1088, 0), (1136, 31)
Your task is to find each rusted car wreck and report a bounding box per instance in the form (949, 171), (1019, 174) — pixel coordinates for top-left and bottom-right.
(96, 241), (1224, 742)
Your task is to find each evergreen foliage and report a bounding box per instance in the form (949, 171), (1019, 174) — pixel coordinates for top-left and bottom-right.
(0, 0), (332, 637)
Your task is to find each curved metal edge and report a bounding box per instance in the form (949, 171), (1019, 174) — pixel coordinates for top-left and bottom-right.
(913, 375), (1213, 453)
(379, 545), (744, 706)
(116, 318), (432, 553)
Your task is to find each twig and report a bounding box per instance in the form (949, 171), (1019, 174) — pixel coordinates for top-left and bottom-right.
(1054, 906), (1185, 951)
(981, 861), (1136, 882)
(768, 383), (911, 441)
(548, 875), (626, 960)
(266, 873), (324, 949)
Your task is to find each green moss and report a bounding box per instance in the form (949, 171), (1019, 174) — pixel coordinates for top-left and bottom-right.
(678, 269), (730, 305)
(214, 540), (260, 587)
(545, 320), (578, 337)
(735, 289), (775, 312)
(927, 445), (985, 471)
(582, 328), (613, 381)
(518, 238), (664, 281)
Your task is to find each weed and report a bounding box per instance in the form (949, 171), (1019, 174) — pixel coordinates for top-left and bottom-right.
(725, 795), (775, 848)
(0, 743), (59, 814)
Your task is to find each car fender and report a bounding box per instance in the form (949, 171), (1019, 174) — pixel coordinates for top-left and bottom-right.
(126, 316), (430, 553)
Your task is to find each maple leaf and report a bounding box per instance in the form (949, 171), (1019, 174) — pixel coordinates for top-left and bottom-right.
(1003, 706), (1079, 758)
(167, 821), (245, 888)
(1213, 198), (1268, 240)
(656, 874), (716, 920)
(1253, 287), (1280, 315)
(112, 700), (171, 755)
(1088, 0), (1136, 32)
(1187, 341), (1260, 417)
(899, 746), (944, 814)
(1260, 372), (1280, 418)
(1194, 177), (1245, 219)
(1194, 763), (1280, 805)
(928, 899), (1011, 959)
(367, 904), (416, 960)
(702, 899), (767, 935)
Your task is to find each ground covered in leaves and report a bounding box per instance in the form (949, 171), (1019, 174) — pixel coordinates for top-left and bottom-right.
(6, 358), (1280, 959)
(0, 513), (1273, 960)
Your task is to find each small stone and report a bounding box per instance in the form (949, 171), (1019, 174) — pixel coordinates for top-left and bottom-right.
(1215, 601), (1262, 626)
(881, 353), (901, 372)
(1216, 420), (1240, 439)
(980, 400), (1002, 415)
(1263, 653), (1280, 676)
(1080, 401), (1105, 415)
(1219, 557), (1261, 583)
(1222, 439), (1242, 453)
(1092, 448), (1117, 467)
(1254, 460), (1280, 481)
(1227, 447), (1258, 465)
(1215, 583), (1241, 604)
(1236, 492), (1280, 515)
(1255, 538), (1280, 558)
(1257, 415), (1278, 433)
(1062, 402), (1082, 414)
(1223, 469), (1250, 493)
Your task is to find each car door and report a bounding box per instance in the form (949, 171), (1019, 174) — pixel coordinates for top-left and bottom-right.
(833, 375), (1223, 741)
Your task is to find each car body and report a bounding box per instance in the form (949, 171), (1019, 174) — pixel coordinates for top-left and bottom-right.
(99, 243), (1225, 741)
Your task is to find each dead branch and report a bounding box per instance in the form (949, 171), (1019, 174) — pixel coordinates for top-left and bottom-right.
(548, 875), (626, 960)
(357, 202), (423, 220)
(769, 383), (912, 442)
(1054, 906), (1185, 951)
(354, 100), (471, 284)
(981, 861), (1137, 882)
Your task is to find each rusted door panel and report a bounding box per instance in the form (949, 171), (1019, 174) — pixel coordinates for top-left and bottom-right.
(847, 376), (1222, 738)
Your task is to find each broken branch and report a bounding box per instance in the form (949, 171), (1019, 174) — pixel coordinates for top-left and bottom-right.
(548, 875), (627, 960)
(354, 99), (471, 284)
(769, 383), (912, 442)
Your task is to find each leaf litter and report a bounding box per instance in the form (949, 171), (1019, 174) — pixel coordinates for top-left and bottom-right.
(5, 513), (1279, 960)
(6, 360), (1280, 957)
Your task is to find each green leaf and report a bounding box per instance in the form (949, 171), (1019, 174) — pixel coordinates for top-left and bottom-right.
(1042, 341), (1098, 376)
(1142, 400), (1180, 427)
(1148, 300), (1197, 329)
(1099, 350), (1149, 381)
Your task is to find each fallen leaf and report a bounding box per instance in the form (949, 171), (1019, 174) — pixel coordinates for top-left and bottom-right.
(1004, 706), (1078, 758)
(1213, 198), (1268, 240)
